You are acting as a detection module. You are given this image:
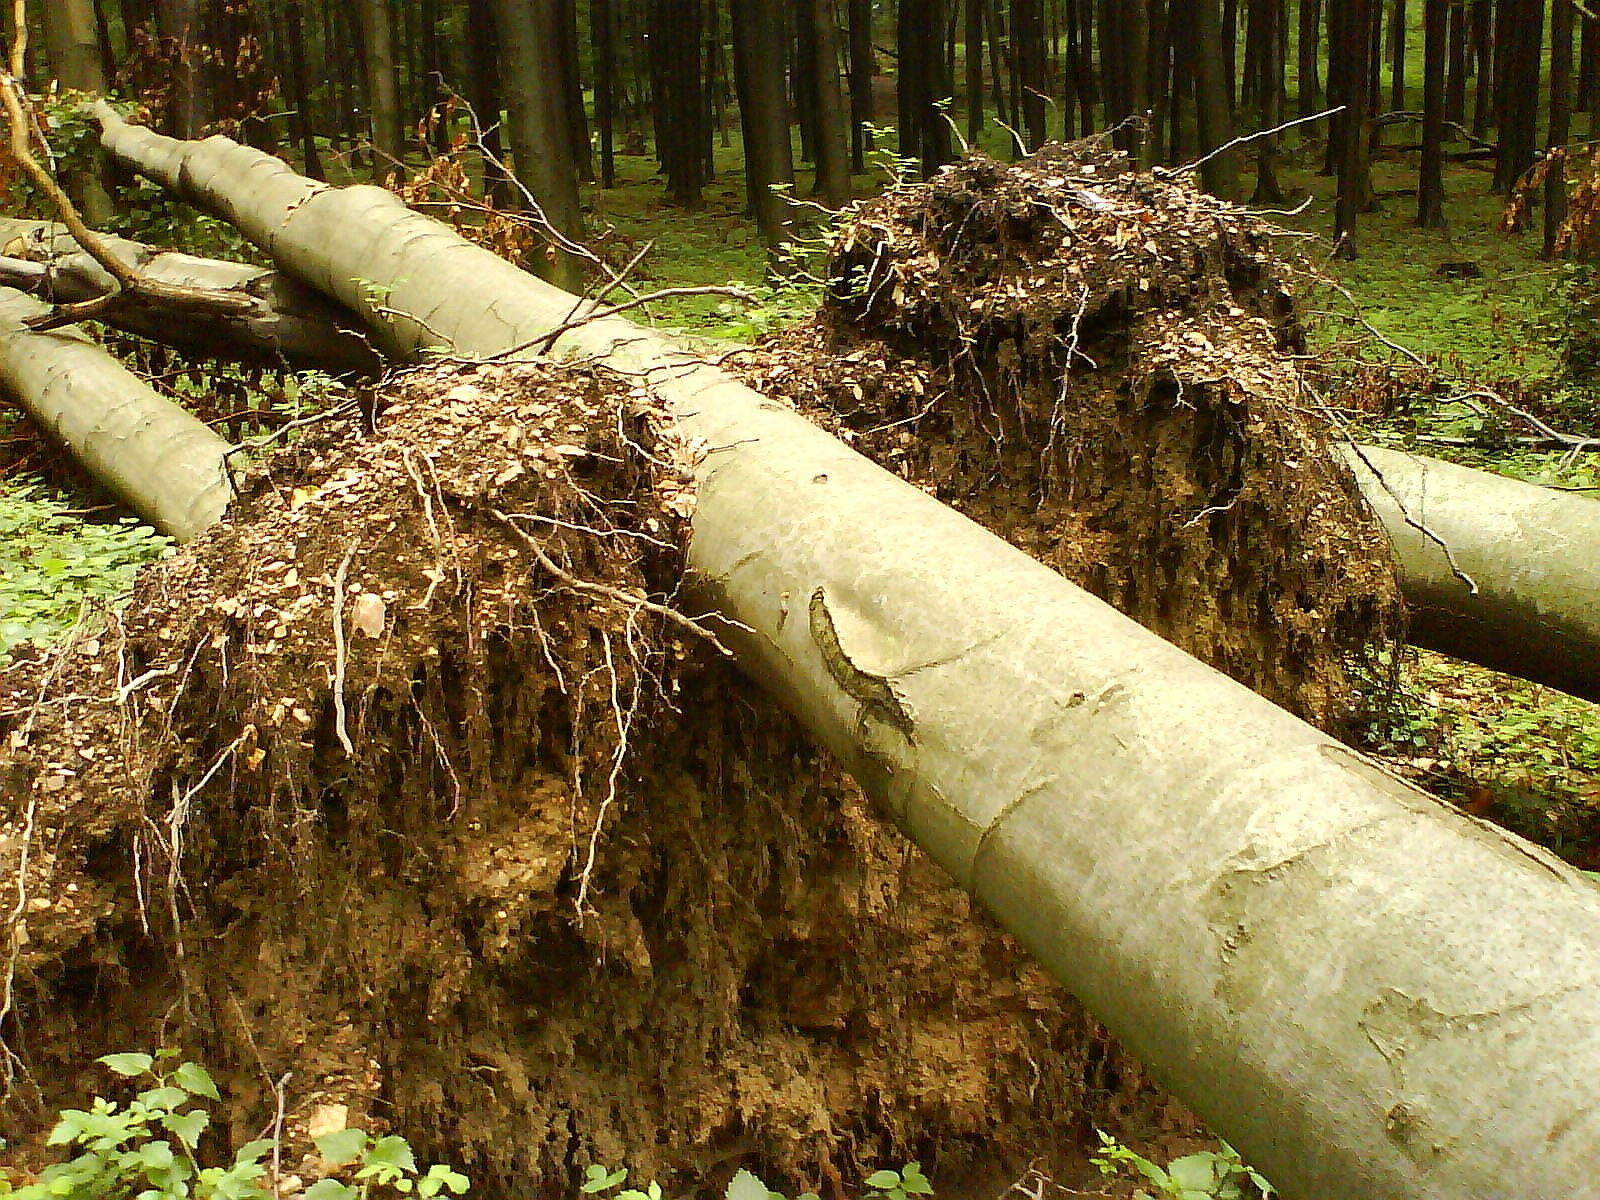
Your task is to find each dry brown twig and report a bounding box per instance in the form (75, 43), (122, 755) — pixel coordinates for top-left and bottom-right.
(330, 542), (358, 755)
(488, 508), (734, 658)
(0, 0), (255, 331)
(0, 796), (38, 1093)
(572, 626), (639, 922)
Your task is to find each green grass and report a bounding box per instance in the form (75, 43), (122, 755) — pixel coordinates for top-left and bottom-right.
(1267, 145), (1563, 378)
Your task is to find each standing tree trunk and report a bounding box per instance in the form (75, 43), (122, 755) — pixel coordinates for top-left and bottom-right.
(794, 6), (818, 165)
(1389, 0), (1407, 110)
(1297, 0), (1321, 126)
(1545, 0), (1574, 259)
(42, 0), (106, 96)
(41, 0), (114, 225)
(1103, 0), (1150, 161)
(965, 0), (984, 146)
(848, 0), (875, 172)
(593, 0), (616, 188)
(1093, 0), (1123, 146)
(465, 0), (514, 207)
(1073, 0), (1097, 138)
(808, 0), (852, 207)
(1014, 0), (1048, 150)
(648, 0), (706, 206)
(986, 0), (1014, 134)
(1493, 0), (1543, 202)
(157, 0), (205, 137)
(1581, 3), (1597, 116)
(1333, 0), (1374, 256)
(1470, 0), (1492, 142)
(559, 0), (594, 183)
(491, 0), (585, 286)
(1193, 0), (1240, 200)
(1221, 0), (1238, 109)
(1418, 0), (1447, 228)
(1145, 0), (1171, 154)
(731, 0), (796, 258)
(1445, 0), (1468, 124)
(357, 0), (406, 179)
(898, 0), (953, 177)
(283, 0), (323, 180)
(1250, 0), (1284, 203)
(1167, 0), (1193, 160)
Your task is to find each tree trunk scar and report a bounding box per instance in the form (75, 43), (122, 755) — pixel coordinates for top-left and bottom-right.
(809, 586), (916, 742)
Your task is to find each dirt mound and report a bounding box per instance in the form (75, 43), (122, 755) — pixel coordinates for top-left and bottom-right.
(744, 142), (1401, 729)
(0, 361), (1171, 1197)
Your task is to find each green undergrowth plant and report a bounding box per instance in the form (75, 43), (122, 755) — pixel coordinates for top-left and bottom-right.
(1091, 1132), (1273, 1200)
(0, 1052), (468, 1200)
(582, 1159), (932, 1200)
(0, 483), (171, 655)
(1355, 648), (1600, 859)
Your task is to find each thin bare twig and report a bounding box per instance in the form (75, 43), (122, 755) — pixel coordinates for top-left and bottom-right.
(1165, 107), (1346, 180)
(489, 508), (735, 656)
(557, 236), (655, 333)
(0, 795), (38, 1089)
(489, 285), (757, 361)
(331, 543), (358, 754)
(269, 1071), (292, 1200)
(573, 628), (639, 922)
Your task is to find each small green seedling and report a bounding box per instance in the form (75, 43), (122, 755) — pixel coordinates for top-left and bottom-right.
(1092, 1131), (1273, 1200)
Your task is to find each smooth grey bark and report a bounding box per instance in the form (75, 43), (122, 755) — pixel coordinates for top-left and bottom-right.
(0, 287), (230, 541)
(0, 219), (378, 374)
(87, 105), (1600, 1200)
(1342, 445), (1600, 701)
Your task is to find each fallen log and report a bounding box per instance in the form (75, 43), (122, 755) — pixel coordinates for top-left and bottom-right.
(0, 218), (380, 374)
(0, 285), (230, 540)
(86, 106), (1600, 1199)
(1342, 444), (1600, 701)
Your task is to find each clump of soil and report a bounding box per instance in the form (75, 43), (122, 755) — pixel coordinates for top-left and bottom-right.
(745, 141), (1402, 729)
(0, 361), (1171, 1198)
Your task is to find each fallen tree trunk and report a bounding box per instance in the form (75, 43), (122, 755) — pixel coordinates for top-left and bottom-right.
(1342, 445), (1600, 701)
(0, 218), (380, 374)
(87, 107), (1600, 1199)
(0, 285), (231, 540)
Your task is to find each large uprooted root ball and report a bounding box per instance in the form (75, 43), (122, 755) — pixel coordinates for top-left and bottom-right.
(747, 142), (1402, 729)
(0, 361), (1175, 1199)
